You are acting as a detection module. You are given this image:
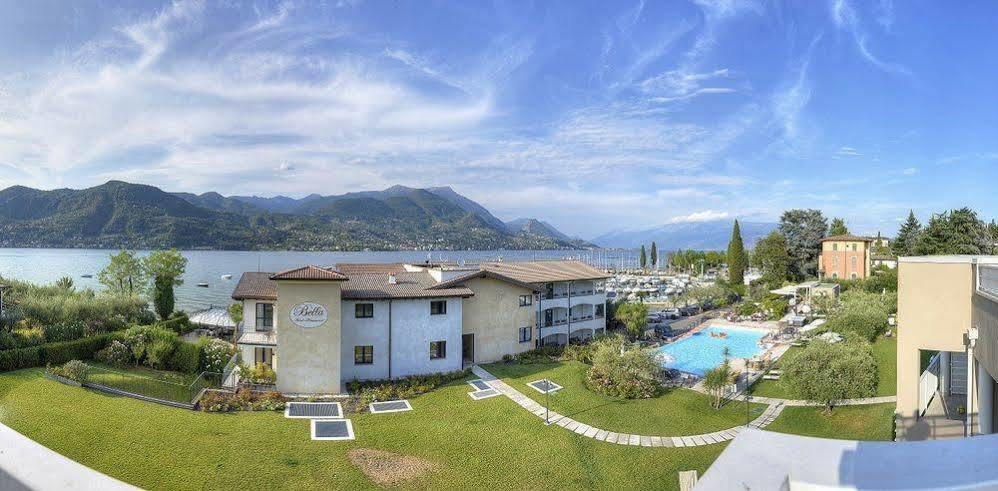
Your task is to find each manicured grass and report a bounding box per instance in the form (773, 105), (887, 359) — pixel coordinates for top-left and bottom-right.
(871, 336), (897, 396)
(85, 362), (195, 404)
(0, 369), (725, 490)
(764, 403), (896, 441)
(751, 335), (897, 399)
(485, 360), (767, 436)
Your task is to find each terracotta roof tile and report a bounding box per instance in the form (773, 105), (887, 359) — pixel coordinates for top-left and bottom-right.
(479, 260), (610, 284)
(270, 265), (348, 281)
(341, 271), (473, 300)
(820, 234), (875, 242)
(231, 272), (277, 300)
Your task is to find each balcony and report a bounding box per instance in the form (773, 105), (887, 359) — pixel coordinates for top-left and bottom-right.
(570, 315), (595, 322)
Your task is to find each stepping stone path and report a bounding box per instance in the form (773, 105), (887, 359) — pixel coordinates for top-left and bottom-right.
(471, 365), (786, 447)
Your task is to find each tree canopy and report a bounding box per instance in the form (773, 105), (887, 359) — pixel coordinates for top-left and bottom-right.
(914, 208), (990, 255)
(752, 231), (790, 286)
(98, 250), (147, 296)
(829, 218), (849, 236)
(614, 302), (648, 339)
(143, 249), (188, 287)
(727, 220), (746, 285)
(782, 340), (877, 413)
(779, 209), (828, 280)
(892, 210), (921, 257)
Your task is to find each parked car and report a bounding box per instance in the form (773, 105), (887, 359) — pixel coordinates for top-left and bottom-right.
(661, 308), (680, 319)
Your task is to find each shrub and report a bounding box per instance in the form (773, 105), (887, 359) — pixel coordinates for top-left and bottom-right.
(514, 346), (562, 364)
(122, 325), (179, 367)
(584, 336), (661, 399)
(42, 322), (86, 343)
(155, 313), (192, 335)
(199, 339), (234, 373)
(823, 289), (896, 341)
(41, 334), (116, 365)
(52, 360), (90, 383)
(200, 389), (287, 413)
(782, 340), (877, 412)
(167, 341), (200, 374)
(14, 327), (46, 348)
(96, 340), (132, 367)
(702, 361), (737, 409)
(344, 370), (468, 410)
(243, 363), (277, 384)
(0, 346), (42, 371)
(735, 301), (760, 317)
(561, 343), (595, 364)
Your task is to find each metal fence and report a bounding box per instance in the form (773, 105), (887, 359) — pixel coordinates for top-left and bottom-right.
(85, 364), (222, 407)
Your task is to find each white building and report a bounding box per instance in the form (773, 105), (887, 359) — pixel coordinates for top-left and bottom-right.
(231, 260), (609, 394)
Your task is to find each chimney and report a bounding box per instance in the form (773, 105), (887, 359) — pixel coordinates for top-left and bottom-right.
(388, 273), (397, 285)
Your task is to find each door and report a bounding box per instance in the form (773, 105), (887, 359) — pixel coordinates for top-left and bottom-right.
(462, 334), (474, 366)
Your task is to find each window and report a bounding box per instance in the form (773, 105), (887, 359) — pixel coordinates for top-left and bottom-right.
(850, 273), (858, 280)
(355, 303), (374, 318)
(430, 341), (446, 359)
(518, 327), (531, 343)
(255, 303), (274, 331)
(519, 294), (532, 307)
(595, 304), (605, 318)
(430, 300), (447, 315)
(851, 256), (857, 269)
(254, 347), (273, 366)
(354, 346), (374, 364)
(832, 243), (838, 251)
(852, 244), (858, 252)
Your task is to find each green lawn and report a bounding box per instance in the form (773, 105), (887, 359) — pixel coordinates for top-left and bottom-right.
(764, 403), (896, 441)
(0, 369), (725, 490)
(484, 361), (767, 436)
(751, 335), (897, 399)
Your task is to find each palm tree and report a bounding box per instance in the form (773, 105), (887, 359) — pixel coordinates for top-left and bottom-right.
(703, 361), (737, 409)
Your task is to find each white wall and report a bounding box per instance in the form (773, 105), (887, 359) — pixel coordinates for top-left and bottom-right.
(339, 297), (463, 381)
(340, 300), (391, 381)
(240, 299), (275, 332)
(389, 297), (463, 378)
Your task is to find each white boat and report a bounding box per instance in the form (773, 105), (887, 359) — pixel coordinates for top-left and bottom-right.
(220, 274), (233, 280)
(196, 282), (209, 288)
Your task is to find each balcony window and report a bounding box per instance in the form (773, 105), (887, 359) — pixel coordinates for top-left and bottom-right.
(430, 300), (447, 315)
(255, 303), (273, 331)
(519, 294), (532, 307)
(595, 304), (605, 318)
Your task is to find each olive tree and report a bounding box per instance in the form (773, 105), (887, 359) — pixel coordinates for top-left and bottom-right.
(614, 302), (648, 339)
(782, 340), (877, 413)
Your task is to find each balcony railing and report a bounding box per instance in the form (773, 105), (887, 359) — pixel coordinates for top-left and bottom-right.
(570, 315), (595, 322)
(542, 319), (568, 327)
(543, 292), (569, 300)
(569, 289), (595, 296)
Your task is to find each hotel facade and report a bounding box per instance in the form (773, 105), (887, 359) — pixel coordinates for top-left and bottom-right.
(231, 260), (609, 394)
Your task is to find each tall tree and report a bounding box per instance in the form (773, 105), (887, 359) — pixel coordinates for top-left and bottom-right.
(779, 209), (828, 280)
(829, 218), (849, 236)
(752, 231), (790, 286)
(892, 210), (921, 257)
(650, 242), (658, 269)
(639, 245), (647, 270)
(143, 249), (188, 319)
(615, 302), (649, 339)
(727, 220), (746, 285)
(915, 208), (989, 255)
(98, 250), (147, 296)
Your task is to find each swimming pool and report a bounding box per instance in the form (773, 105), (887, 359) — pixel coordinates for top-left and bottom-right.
(656, 325), (767, 376)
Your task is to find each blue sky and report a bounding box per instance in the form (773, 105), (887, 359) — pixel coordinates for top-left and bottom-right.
(0, 0), (995, 238)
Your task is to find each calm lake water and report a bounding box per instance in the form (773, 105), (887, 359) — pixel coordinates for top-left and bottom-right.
(0, 248), (638, 311)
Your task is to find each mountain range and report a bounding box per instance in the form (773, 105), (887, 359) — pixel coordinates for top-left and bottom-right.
(592, 220), (777, 250)
(0, 181), (590, 251)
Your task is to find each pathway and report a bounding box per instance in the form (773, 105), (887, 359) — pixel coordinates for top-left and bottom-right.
(748, 395), (896, 407)
(472, 366), (784, 447)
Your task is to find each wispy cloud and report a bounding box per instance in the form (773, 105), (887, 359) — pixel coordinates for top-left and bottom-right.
(831, 0), (910, 76)
(668, 209), (730, 223)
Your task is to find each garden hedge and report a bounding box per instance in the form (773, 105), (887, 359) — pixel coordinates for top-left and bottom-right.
(167, 342), (200, 374)
(156, 314), (194, 335)
(0, 333), (119, 371)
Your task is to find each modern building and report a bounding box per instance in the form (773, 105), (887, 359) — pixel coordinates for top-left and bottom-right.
(817, 234), (874, 280)
(896, 255), (998, 440)
(231, 260), (608, 394)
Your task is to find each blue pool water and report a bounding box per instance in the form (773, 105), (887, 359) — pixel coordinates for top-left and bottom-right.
(656, 325), (766, 376)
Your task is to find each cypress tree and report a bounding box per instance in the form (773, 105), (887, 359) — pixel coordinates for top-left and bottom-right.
(639, 245), (647, 270)
(727, 220), (745, 285)
(650, 242), (658, 269)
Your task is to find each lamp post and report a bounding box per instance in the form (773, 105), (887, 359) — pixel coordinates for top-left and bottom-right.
(744, 357), (753, 427)
(544, 378), (551, 425)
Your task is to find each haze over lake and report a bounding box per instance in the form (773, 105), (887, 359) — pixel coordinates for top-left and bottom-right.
(0, 248), (638, 311)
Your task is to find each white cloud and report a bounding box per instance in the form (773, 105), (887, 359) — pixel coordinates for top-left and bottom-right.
(836, 146), (862, 156)
(901, 167), (918, 175)
(667, 210), (729, 223)
(831, 0), (910, 76)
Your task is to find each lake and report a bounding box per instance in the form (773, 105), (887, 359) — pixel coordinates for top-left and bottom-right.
(0, 248), (639, 311)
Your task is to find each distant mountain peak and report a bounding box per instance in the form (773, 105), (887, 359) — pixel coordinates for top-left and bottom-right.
(592, 219), (777, 250)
